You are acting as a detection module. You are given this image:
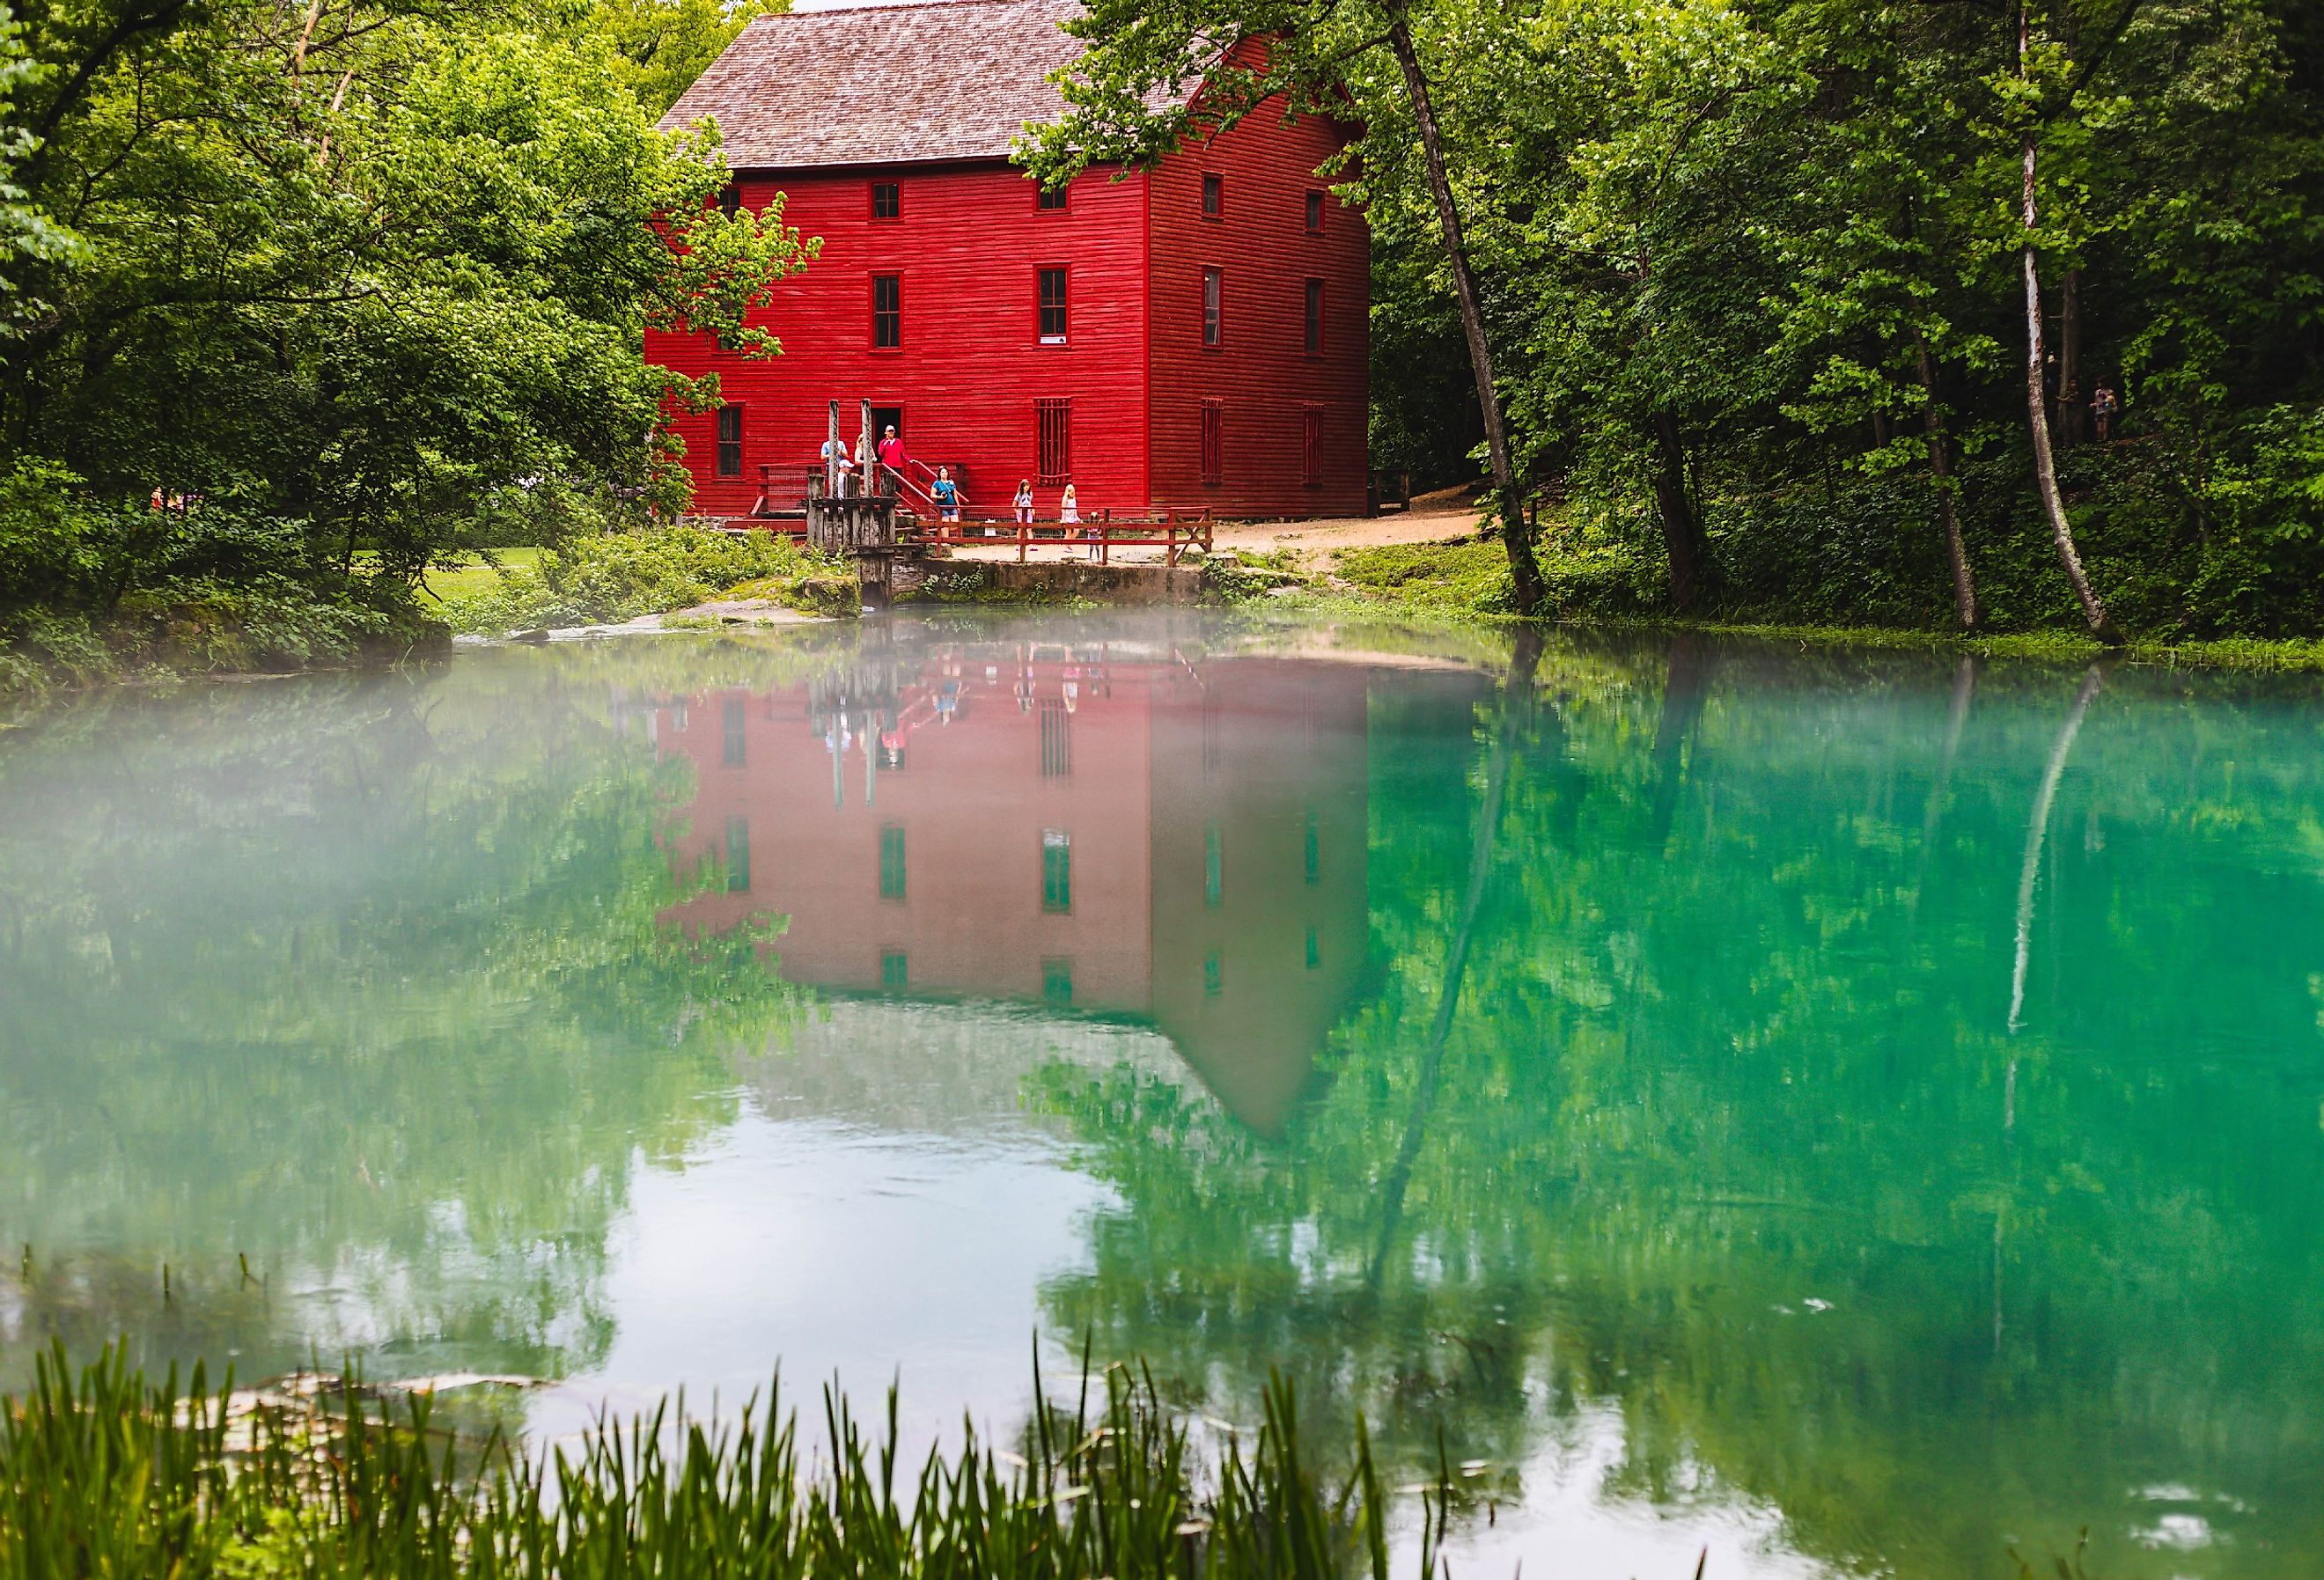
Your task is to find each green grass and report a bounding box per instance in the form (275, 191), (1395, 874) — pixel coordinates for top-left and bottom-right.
(420, 547), (546, 602)
(1330, 540), (2324, 671)
(0, 1345), (1467, 1580)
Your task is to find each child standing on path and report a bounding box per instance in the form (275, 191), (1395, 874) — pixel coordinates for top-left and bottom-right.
(1013, 480), (1034, 529)
(931, 467), (960, 523)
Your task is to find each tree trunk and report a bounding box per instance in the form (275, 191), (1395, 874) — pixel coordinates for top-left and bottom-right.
(1386, 10), (1544, 615)
(2019, 11), (2114, 638)
(2056, 266), (2084, 446)
(1649, 406), (1715, 610)
(1911, 330), (1978, 628)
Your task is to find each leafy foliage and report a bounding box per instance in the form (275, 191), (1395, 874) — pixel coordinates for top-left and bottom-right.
(437, 525), (857, 633)
(0, 1346), (1422, 1580)
(0, 0), (816, 684)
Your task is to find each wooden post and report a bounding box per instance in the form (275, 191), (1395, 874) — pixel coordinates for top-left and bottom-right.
(826, 401), (841, 498)
(859, 399), (879, 499)
(1018, 517), (1027, 563)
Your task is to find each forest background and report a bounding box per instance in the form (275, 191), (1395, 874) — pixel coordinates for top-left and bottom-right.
(1, 0), (2320, 683)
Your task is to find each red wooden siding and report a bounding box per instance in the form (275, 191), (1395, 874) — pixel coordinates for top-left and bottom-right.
(648, 161), (1151, 520)
(1146, 92), (1369, 518)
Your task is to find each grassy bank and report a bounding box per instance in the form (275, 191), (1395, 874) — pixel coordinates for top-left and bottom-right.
(430, 527), (859, 635)
(1326, 539), (2324, 672)
(0, 1346), (1436, 1580)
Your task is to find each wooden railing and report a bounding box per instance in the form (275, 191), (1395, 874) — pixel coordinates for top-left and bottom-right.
(912, 510), (1212, 567)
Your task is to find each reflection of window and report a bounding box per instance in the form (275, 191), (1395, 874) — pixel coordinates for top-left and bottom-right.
(879, 824), (906, 900)
(882, 951), (908, 989)
(1304, 809), (1320, 883)
(1041, 828), (1072, 913)
(1042, 957), (1074, 1005)
(1203, 952), (1223, 996)
(725, 816), (751, 892)
(723, 698), (746, 766)
(1305, 925), (1321, 969)
(1203, 823), (1222, 908)
(1040, 697), (1070, 776)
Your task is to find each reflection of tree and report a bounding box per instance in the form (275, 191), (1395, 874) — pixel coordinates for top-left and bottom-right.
(1039, 635), (2324, 1577)
(0, 645), (805, 1385)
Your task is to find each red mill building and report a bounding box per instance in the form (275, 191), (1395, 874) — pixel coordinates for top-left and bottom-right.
(645, 645), (1372, 1135)
(648, 0), (1370, 524)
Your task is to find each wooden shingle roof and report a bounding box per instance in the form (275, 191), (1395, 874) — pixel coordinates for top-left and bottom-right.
(661, 0), (1091, 173)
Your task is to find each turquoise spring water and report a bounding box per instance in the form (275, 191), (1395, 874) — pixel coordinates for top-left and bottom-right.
(3, 614), (2320, 1576)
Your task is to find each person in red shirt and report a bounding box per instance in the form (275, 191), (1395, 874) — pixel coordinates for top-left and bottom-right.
(876, 424), (908, 483)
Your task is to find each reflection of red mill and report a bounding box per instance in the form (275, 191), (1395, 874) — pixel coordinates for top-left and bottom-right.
(649, 649), (1370, 1135)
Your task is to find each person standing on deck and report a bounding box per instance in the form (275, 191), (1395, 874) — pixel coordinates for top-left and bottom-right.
(931, 467), (960, 524)
(878, 424), (908, 480)
(821, 435), (854, 496)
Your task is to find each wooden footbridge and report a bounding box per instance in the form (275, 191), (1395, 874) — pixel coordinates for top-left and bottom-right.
(769, 401), (1212, 606)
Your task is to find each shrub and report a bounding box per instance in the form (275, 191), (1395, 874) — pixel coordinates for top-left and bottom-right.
(438, 525), (854, 634)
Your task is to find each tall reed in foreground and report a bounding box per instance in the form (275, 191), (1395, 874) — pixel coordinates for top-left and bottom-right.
(0, 1345), (1448, 1580)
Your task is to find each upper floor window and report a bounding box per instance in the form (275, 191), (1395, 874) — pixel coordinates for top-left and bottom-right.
(1304, 278), (1324, 356)
(1201, 173), (1223, 218)
(871, 180), (901, 220)
(1304, 189), (1324, 232)
(1037, 180), (1068, 211)
(1037, 267), (1068, 343)
(1202, 267), (1222, 348)
(872, 274), (901, 349)
(716, 404), (743, 476)
(717, 184), (740, 218)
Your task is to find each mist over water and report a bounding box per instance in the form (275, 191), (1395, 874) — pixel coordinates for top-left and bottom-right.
(4, 614), (2322, 1578)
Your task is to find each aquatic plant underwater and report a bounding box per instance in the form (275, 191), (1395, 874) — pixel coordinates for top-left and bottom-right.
(0, 1344), (1459, 1580)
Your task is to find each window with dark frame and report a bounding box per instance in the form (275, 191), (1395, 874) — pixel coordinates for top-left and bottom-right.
(881, 951), (908, 989)
(717, 184), (740, 217)
(872, 274), (901, 348)
(1202, 267), (1222, 348)
(1305, 189), (1324, 231)
(871, 180), (901, 220)
(1301, 407), (1323, 486)
(1037, 268), (1068, 343)
(1304, 278), (1324, 356)
(1035, 397), (1072, 484)
(1199, 399), (1224, 485)
(723, 698), (746, 766)
(1201, 172), (1223, 217)
(716, 404), (743, 476)
(1037, 180), (1068, 210)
